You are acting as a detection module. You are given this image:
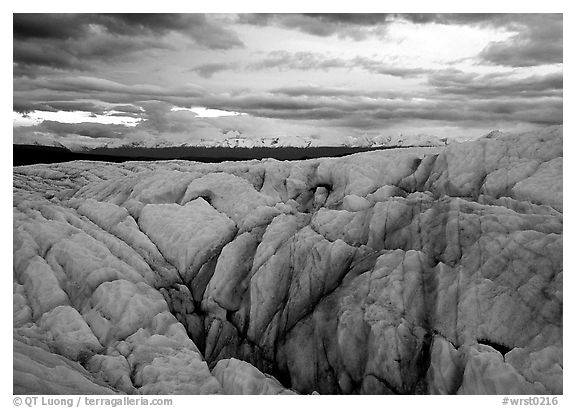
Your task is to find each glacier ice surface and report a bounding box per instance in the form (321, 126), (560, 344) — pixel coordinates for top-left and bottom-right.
(13, 127), (562, 394)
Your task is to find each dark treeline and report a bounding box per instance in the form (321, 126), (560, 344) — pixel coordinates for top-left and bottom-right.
(13, 144), (425, 166)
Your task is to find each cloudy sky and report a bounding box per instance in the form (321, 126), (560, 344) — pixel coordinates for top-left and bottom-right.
(13, 13), (563, 148)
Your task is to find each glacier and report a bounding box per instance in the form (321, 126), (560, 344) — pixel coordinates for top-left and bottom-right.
(13, 127), (562, 395)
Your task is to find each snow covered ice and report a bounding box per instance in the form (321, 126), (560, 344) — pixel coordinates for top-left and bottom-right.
(13, 127), (562, 395)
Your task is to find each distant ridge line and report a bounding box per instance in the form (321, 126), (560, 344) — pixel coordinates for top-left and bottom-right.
(13, 144), (439, 166)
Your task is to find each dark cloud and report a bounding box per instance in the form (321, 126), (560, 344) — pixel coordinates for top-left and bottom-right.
(14, 64), (562, 138)
(13, 97), (146, 118)
(96, 14), (211, 37)
(207, 94), (320, 113)
(235, 14), (273, 26)
(299, 13), (525, 27)
(270, 86), (406, 99)
(13, 14), (244, 75)
(14, 89), (562, 148)
(198, 63), (562, 127)
(16, 66), (562, 136)
(135, 100), (175, 133)
(238, 13), (489, 28)
(14, 14), (243, 47)
(13, 14), (90, 39)
(111, 104), (145, 114)
(14, 33), (168, 75)
(13, 13), (563, 145)
(191, 62), (238, 78)
(302, 14), (392, 26)
(397, 13), (515, 26)
(248, 51), (346, 71)
(351, 57), (431, 78)
(13, 75), (208, 129)
(32, 120), (132, 139)
(14, 40), (84, 72)
(175, 50), (430, 79)
(236, 13), (521, 39)
(275, 15), (373, 39)
(237, 13), (391, 40)
(197, 84), (562, 129)
(428, 70), (563, 98)
(38, 101), (105, 113)
(248, 51), (430, 78)
(17, 76), (205, 99)
(107, 112), (143, 119)
(237, 14), (562, 67)
(479, 15), (562, 66)
(13, 101), (58, 114)
(366, 99), (561, 125)
(238, 13), (551, 33)
(14, 88), (200, 116)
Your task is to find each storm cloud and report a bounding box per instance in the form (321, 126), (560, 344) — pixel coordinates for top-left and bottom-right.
(197, 51), (432, 78)
(190, 62), (239, 78)
(236, 13), (393, 40)
(13, 13), (563, 147)
(14, 13), (244, 75)
(236, 13), (547, 42)
(479, 14), (563, 66)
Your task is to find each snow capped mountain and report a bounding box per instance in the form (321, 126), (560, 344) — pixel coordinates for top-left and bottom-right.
(16, 132), (449, 152)
(111, 133), (447, 150)
(196, 135), (314, 148)
(343, 133), (448, 147)
(195, 133), (448, 148)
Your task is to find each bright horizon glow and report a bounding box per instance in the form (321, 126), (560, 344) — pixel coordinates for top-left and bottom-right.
(13, 110), (142, 127)
(170, 106), (247, 118)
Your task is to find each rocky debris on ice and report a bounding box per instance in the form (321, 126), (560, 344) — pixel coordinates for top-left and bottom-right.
(13, 126), (562, 395)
